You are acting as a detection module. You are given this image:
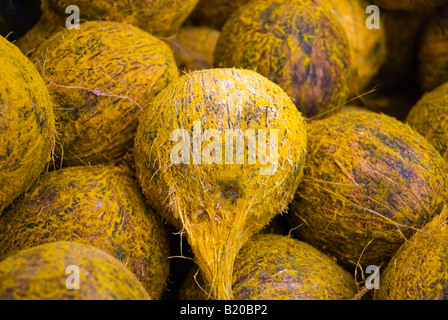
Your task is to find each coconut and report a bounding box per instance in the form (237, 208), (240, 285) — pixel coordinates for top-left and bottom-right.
(33, 21), (179, 167)
(407, 82), (448, 161)
(288, 110), (448, 269)
(43, 0), (199, 38)
(370, 0), (448, 10)
(375, 207), (448, 299)
(134, 68), (307, 299)
(180, 234), (357, 300)
(0, 241), (150, 300)
(418, 6), (448, 92)
(0, 165), (170, 299)
(214, 0), (351, 118)
(168, 26), (220, 72)
(0, 35), (55, 215)
(321, 0), (386, 97)
(188, 0), (251, 30)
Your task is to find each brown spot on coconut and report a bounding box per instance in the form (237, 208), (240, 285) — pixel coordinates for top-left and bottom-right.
(168, 26), (220, 72)
(321, 0), (386, 98)
(370, 0), (448, 11)
(214, 0), (351, 118)
(188, 0), (251, 30)
(374, 207), (448, 299)
(407, 82), (448, 161)
(0, 35), (55, 215)
(134, 68), (307, 299)
(33, 21), (179, 167)
(288, 110), (448, 269)
(0, 165), (170, 299)
(179, 234), (357, 300)
(42, 0), (199, 38)
(0, 241), (151, 300)
(418, 6), (448, 92)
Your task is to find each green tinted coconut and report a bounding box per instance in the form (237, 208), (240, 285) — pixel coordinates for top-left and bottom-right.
(321, 0), (386, 97)
(418, 7), (448, 92)
(34, 21), (179, 167)
(214, 0), (351, 118)
(407, 82), (448, 161)
(180, 234), (357, 300)
(43, 0), (199, 38)
(134, 68), (307, 299)
(0, 241), (150, 300)
(168, 26), (220, 72)
(0, 35), (55, 215)
(375, 207), (448, 300)
(0, 165), (169, 299)
(370, 0), (448, 10)
(288, 111), (448, 268)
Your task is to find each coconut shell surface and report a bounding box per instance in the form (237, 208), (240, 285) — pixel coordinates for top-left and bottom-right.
(0, 165), (170, 299)
(0, 35), (55, 215)
(418, 6), (448, 92)
(288, 110), (448, 268)
(0, 241), (150, 300)
(34, 21), (179, 167)
(321, 0), (386, 97)
(407, 82), (448, 161)
(180, 234), (357, 300)
(375, 207), (448, 299)
(214, 0), (351, 118)
(43, 0), (199, 38)
(168, 26), (220, 72)
(134, 68), (307, 299)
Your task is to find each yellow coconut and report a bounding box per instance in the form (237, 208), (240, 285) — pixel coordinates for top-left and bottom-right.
(168, 26), (220, 72)
(0, 242), (150, 300)
(407, 81), (448, 161)
(44, 0), (199, 38)
(0, 35), (55, 215)
(179, 234), (357, 300)
(134, 68), (307, 299)
(0, 165), (170, 299)
(375, 207), (448, 300)
(288, 110), (448, 268)
(214, 0), (351, 118)
(33, 21), (179, 167)
(321, 0), (386, 97)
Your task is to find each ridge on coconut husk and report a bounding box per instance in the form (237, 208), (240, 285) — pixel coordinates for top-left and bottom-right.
(288, 110), (448, 269)
(375, 206), (448, 300)
(321, 0), (386, 98)
(214, 0), (351, 118)
(43, 0), (199, 38)
(0, 34), (55, 215)
(179, 234), (357, 300)
(0, 241), (151, 300)
(0, 165), (170, 299)
(33, 20), (179, 167)
(407, 81), (448, 162)
(134, 68), (307, 300)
